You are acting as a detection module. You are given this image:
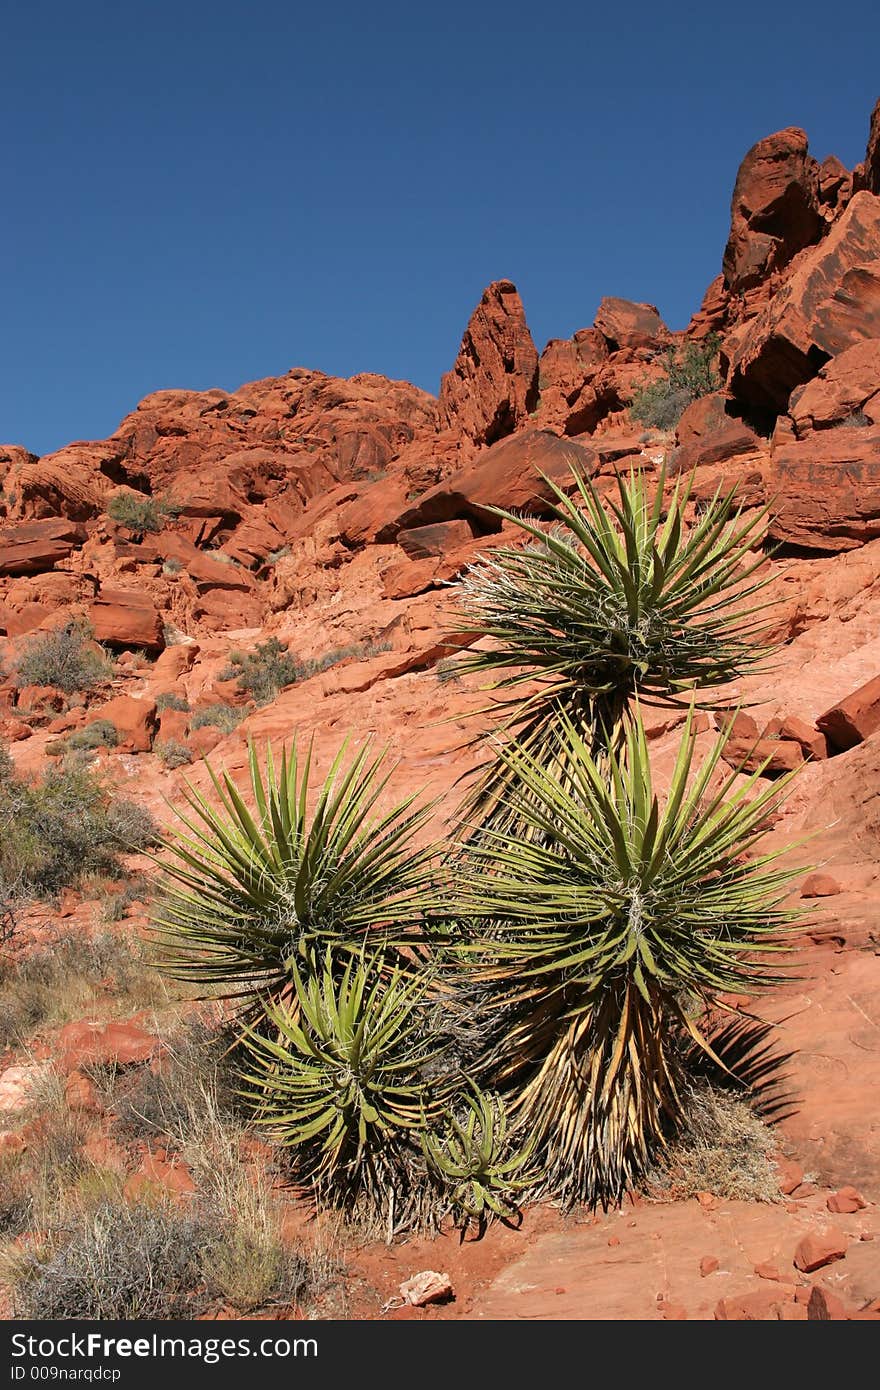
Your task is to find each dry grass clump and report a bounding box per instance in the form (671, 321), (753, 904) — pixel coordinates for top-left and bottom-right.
(0, 929), (165, 1050)
(648, 1082), (781, 1203)
(0, 1040), (341, 1319)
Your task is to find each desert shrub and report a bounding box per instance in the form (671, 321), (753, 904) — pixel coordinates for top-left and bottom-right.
(15, 620), (112, 694)
(67, 719), (118, 751)
(150, 460), (801, 1227)
(112, 1019), (238, 1142)
(155, 738), (192, 769)
(0, 759), (157, 905)
(220, 637), (301, 703)
(265, 546), (291, 565)
(630, 335), (720, 429)
(221, 638), (391, 705)
(99, 875), (150, 923)
(162, 556), (183, 575)
(155, 691), (190, 713)
(189, 702), (241, 733)
(0, 929), (160, 1049)
(8, 1201), (217, 1319)
(106, 491), (174, 536)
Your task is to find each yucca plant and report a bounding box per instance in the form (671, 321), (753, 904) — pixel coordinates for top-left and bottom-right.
(240, 947), (446, 1224)
(422, 1086), (536, 1231)
(453, 706), (802, 1207)
(453, 465), (771, 820)
(152, 739), (439, 1010)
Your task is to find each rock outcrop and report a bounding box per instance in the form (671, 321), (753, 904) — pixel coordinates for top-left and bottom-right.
(726, 192), (880, 413)
(723, 128), (823, 293)
(438, 280), (539, 449)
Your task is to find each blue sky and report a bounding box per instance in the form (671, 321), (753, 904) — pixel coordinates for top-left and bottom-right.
(2, 1), (878, 456)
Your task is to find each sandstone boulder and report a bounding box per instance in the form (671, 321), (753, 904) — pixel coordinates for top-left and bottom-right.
(726, 192), (880, 413)
(397, 519), (475, 560)
(788, 339), (880, 434)
(0, 518), (87, 575)
(89, 694), (158, 753)
(438, 281), (539, 448)
(766, 426), (880, 551)
(722, 128), (822, 293)
(394, 430), (597, 534)
(672, 392), (762, 472)
(816, 674), (880, 751)
(88, 588), (165, 652)
(593, 297), (667, 350)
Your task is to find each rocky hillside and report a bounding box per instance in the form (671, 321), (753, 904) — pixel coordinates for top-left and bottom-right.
(1, 97), (880, 1321)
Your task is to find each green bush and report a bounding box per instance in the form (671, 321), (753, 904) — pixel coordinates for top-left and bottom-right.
(189, 703), (241, 733)
(155, 692), (190, 713)
(630, 335), (721, 429)
(220, 638), (301, 704)
(106, 491), (174, 536)
(221, 638), (390, 706)
(155, 738), (192, 769)
(67, 719), (118, 751)
(0, 755), (158, 903)
(15, 621), (112, 694)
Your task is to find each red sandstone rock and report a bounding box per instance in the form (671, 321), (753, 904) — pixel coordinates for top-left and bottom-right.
(0, 518), (87, 575)
(124, 1152), (197, 1202)
(535, 330), (610, 435)
(863, 96), (880, 196)
(767, 427), (880, 552)
(699, 1256), (719, 1277)
(801, 872), (842, 898)
(817, 674), (880, 750)
(88, 588), (165, 652)
(827, 1186), (867, 1215)
(152, 642), (200, 680)
(789, 340), (880, 435)
(722, 128), (822, 294)
(727, 193), (880, 413)
(397, 519), (474, 560)
(89, 695), (157, 753)
(774, 1157), (804, 1195)
(593, 297), (667, 350)
(394, 429), (596, 534)
(438, 281), (539, 448)
(807, 1286), (850, 1320)
(714, 1287), (796, 1320)
(672, 392), (761, 472)
(81, 1133), (128, 1175)
(57, 1019), (159, 1071)
(187, 725), (224, 758)
(765, 714), (828, 760)
(719, 711), (803, 774)
(793, 1228), (849, 1273)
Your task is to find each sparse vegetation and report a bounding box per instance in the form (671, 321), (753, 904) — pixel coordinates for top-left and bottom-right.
(834, 409), (871, 429)
(221, 638), (391, 705)
(15, 620), (112, 695)
(0, 749), (158, 908)
(162, 555), (183, 575)
(189, 703), (241, 733)
(629, 334), (721, 429)
(67, 719), (118, 752)
(648, 1083), (781, 1202)
(0, 929), (161, 1051)
(155, 692), (190, 713)
(154, 738), (192, 769)
(265, 545), (291, 565)
(107, 490), (180, 537)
